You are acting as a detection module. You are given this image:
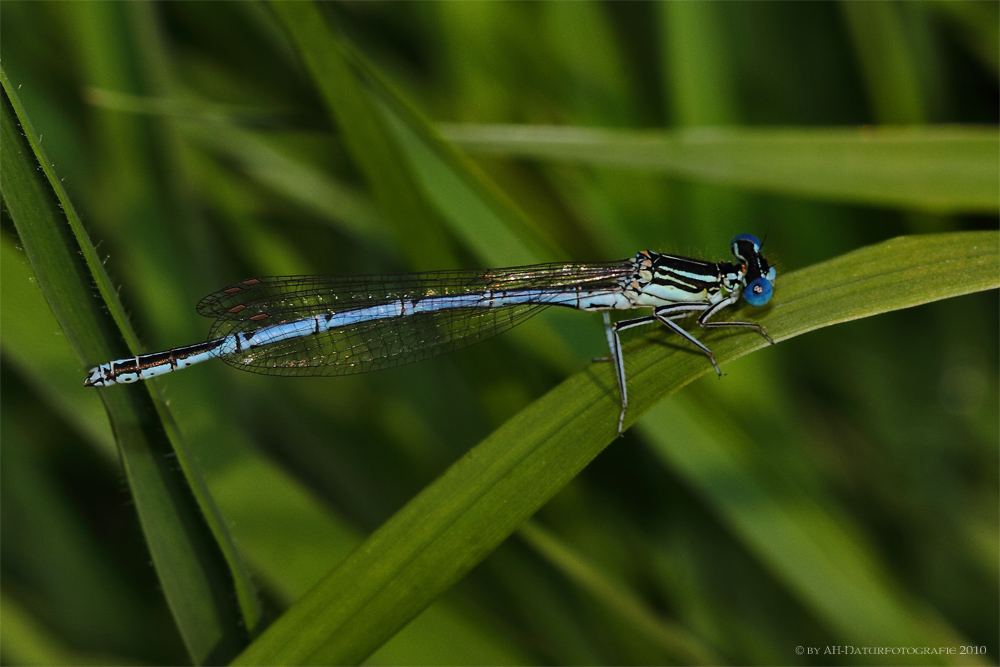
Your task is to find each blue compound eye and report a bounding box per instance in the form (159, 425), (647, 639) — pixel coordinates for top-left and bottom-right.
(744, 277), (773, 306)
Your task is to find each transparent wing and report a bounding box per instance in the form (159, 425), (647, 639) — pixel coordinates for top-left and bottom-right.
(196, 261), (631, 377)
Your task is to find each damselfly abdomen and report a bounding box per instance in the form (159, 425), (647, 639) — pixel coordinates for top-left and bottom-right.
(85, 234), (776, 435)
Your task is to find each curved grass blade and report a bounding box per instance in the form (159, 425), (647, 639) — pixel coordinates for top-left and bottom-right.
(0, 595), (130, 666)
(840, 2), (926, 124)
(341, 40), (565, 266)
(518, 520), (721, 665)
(268, 0), (459, 271)
(641, 396), (986, 664)
(1, 237), (115, 457)
(1, 66), (259, 664)
(233, 231), (998, 665)
(266, 0), (586, 375)
(80, 87), (388, 244)
(442, 124), (1000, 214)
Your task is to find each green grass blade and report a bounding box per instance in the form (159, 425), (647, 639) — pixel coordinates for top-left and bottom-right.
(1, 237), (115, 457)
(233, 230), (997, 665)
(268, 0), (458, 270)
(266, 3), (584, 377)
(518, 521), (721, 665)
(341, 41), (565, 266)
(77, 86), (389, 245)
(841, 3), (927, 124)
(658, 1), (750, 250)
(1, 67), (258, 664)
(641, 396), (983, 665)
(442, 124), (1000, 214)
(0, 595), (130, 666)
(931, 1), (1000, 77)
(661, 2), (739, 126)
(186, 122), (386, 243)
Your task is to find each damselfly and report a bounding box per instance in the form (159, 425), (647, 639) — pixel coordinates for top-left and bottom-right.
(85, 234), (776, 434)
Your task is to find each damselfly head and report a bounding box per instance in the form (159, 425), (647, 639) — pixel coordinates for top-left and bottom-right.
(730, 234), (775, 306)
(730, 233), (763, 260)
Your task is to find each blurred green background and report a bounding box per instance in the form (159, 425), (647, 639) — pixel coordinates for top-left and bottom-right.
(2, 1), (997, 665)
